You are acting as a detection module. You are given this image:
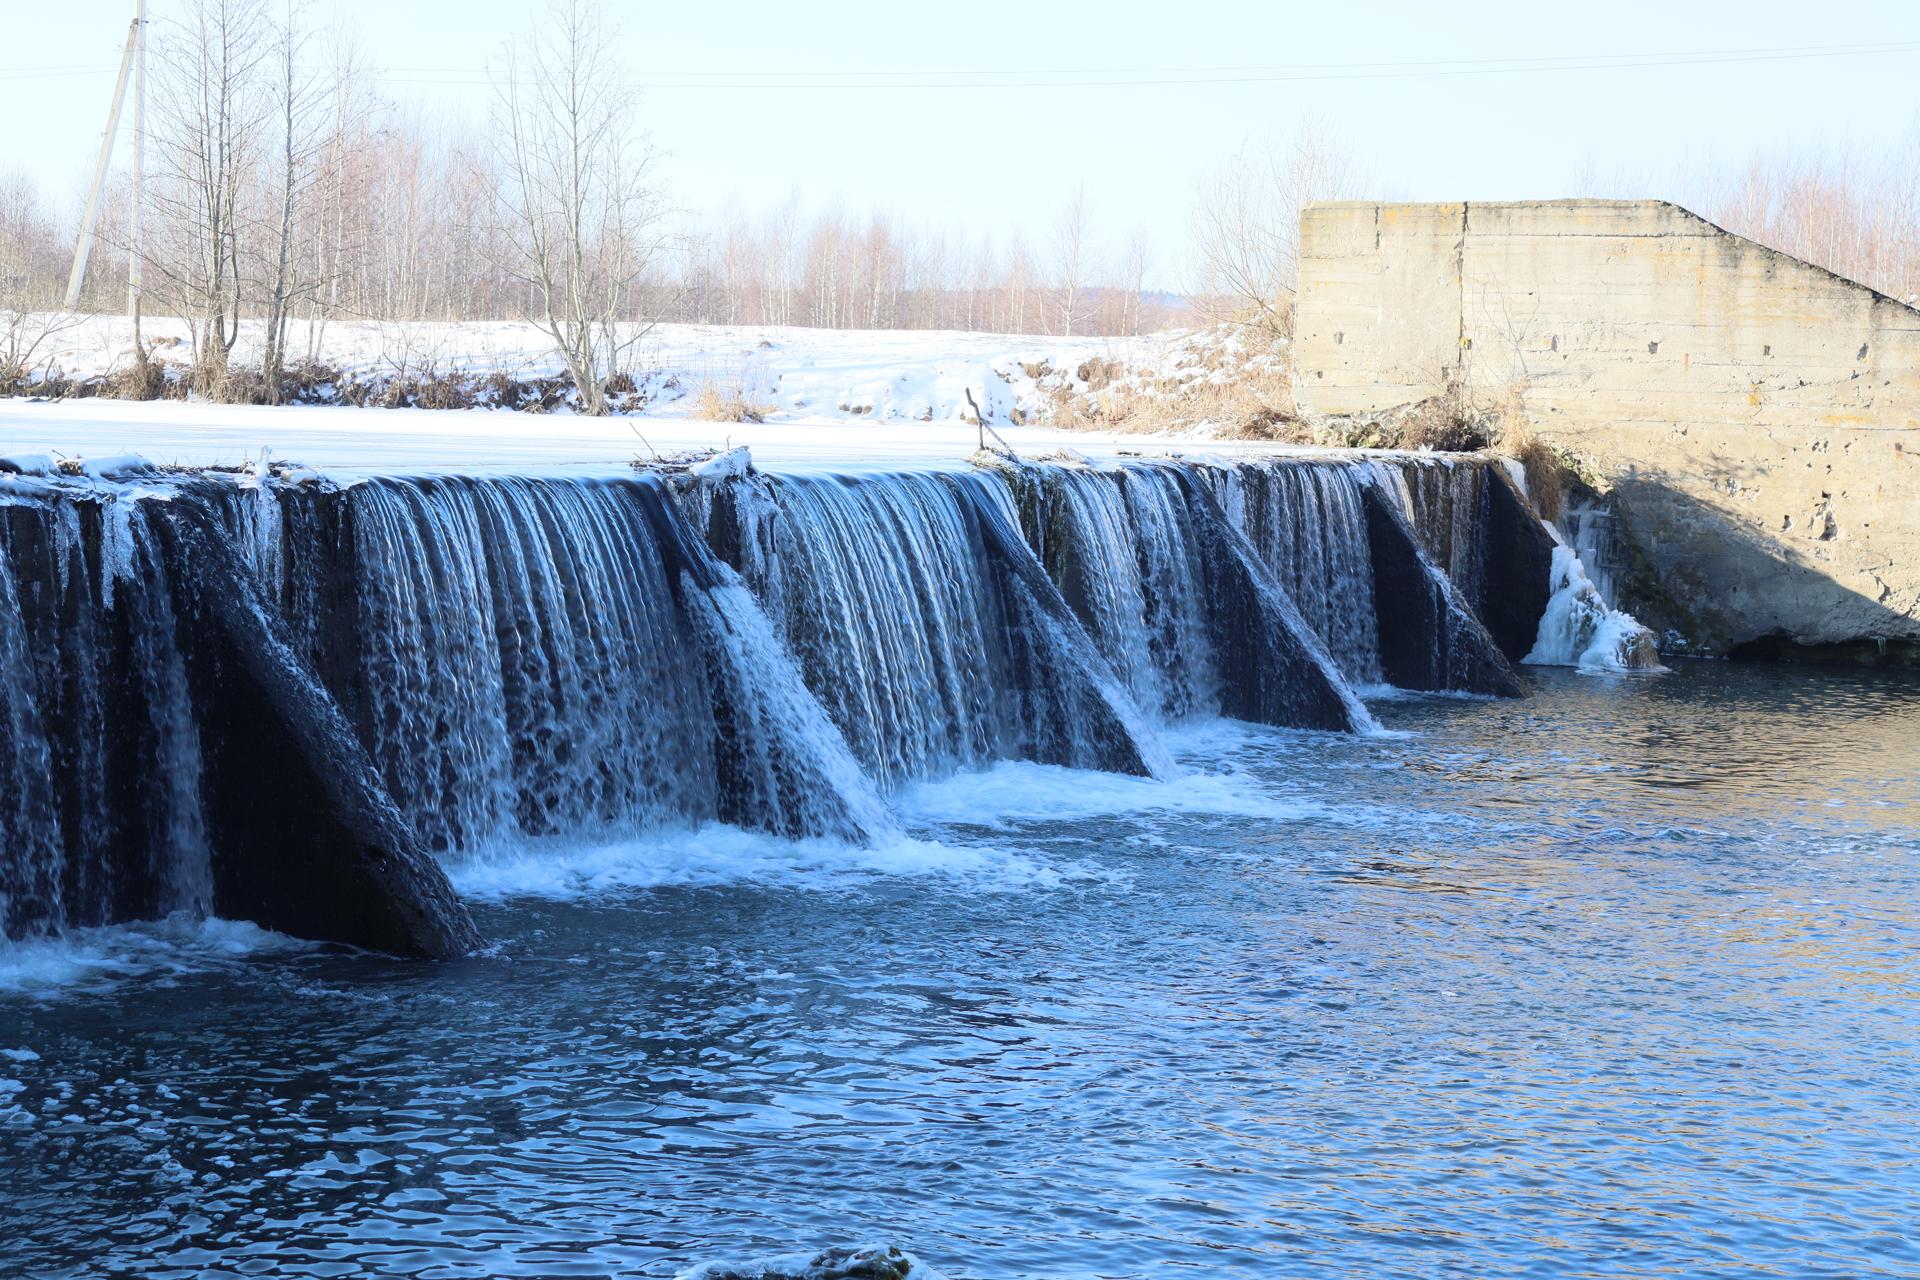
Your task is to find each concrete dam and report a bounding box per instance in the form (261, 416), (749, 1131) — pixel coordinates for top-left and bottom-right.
(1292, 198), (1920, 661)
(1, 450), (1563, 955)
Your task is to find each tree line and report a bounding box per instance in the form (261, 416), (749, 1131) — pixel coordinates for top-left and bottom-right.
(4, 4), (1917, 415)
(0, 0), (1178, 412)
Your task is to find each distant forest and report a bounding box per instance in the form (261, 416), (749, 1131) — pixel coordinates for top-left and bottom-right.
(4, 0), (1916, 412)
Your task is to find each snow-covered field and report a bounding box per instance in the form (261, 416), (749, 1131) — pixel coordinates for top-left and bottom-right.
(2, 317), (1311, 474)
(20, 314), (1176, 416)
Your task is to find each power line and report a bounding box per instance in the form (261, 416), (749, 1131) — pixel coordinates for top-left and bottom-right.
(364, 40), (1920, 80)
(5, 40), (1916, 89)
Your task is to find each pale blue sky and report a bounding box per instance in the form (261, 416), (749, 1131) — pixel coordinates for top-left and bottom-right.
(10, 0), (1920, 286)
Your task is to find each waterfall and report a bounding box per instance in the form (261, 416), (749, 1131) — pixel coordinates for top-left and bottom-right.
(308, 474), (892, 850)
(1023, 464), (1229, 722)
(2, 448), (1571, 952)
(1192, 456), (1532, 698)
(1525, 542), (1664, 672)
(754, 469), (1174, 784)
(1203, 459), (1382, 685)
(0, 492), (211, 939)
(0, 542), (61, 939)
(1558, 499), (1622, 605)
(1490, 463), (1663, 673)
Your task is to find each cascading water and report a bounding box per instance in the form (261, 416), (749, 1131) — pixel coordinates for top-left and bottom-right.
(0, 489), (212, 940)
(1558, 498), (1624, 605)
(752, 469), (1173, 784)
(0, 542), (60, 939)
(1, 448), (1569, 953)
(1022, 463), (1228, 721)
(1525, 543), (1663, 671)
(1014, 460), (1374, 731)
(1203, 459), (1383, 685)
(293, 474), (894, 849)
(1491, 463), (1663, 673)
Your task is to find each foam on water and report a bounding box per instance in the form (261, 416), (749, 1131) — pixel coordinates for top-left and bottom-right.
(448, 824), (1087, 902)
(894, 725), (1373, 832)
(0, 915), (306, 998)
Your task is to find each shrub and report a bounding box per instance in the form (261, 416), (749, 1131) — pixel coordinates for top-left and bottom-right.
(1397, 396), (1492, 452)
(690, 382), (770, 423)
(106, 358), (168, 401)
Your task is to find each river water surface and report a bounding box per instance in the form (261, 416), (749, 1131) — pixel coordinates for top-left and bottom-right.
(3, 663), (1918, 1278)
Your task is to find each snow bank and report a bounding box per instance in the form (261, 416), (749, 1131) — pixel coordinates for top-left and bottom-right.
(79, 452), (157, 480)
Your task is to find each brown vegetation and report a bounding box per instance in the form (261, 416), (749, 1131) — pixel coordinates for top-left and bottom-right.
(688, 382), (771, 424)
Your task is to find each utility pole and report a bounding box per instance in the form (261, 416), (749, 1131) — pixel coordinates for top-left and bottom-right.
(129, 0), (147, 367)
(64, 4), (145, 329)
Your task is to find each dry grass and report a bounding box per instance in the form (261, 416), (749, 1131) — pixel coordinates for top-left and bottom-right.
(1037, 325), (1309, 440)
(689, 382), (772, 424)
(1394, 394), (1492, 453)
(105, 357), (167, 401)
(1501, 425), (1565, 522)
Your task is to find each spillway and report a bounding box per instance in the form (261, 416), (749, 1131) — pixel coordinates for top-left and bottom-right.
(0, 450), (1559, 956)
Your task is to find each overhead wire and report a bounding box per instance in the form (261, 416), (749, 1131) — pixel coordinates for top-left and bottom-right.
(4, 40), (1917, 89)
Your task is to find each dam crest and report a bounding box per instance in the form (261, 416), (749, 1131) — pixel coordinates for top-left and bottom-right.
(1, 449), (1631, 956)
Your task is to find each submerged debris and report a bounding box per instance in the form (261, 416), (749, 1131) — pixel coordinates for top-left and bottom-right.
(678, 1244), (921, 1280)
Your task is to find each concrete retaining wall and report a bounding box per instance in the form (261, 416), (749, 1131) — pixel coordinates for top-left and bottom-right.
(1293, 198), (1920, 656)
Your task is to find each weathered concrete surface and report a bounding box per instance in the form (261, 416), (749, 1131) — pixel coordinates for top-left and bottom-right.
(157, 501), (483, 960)
(1294, 198), (1920, 656)
(1360, 484), (1526, 697)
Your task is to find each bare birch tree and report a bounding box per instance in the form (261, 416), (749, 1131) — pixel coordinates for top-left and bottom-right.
(145, 0), (272, 392)
(1050, 183), (1096, 338)
(490, 0), (665, 415)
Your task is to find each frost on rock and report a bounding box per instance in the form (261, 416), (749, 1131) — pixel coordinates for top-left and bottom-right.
(0, 454), (56, 476)
(692, 446), (754, 482)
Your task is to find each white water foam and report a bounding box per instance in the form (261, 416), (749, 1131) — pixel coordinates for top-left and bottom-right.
(0, 915), (308, 999)
(450, 726), (1388, 903)
(448, 823), (1093, 903)
(894, 747), (1359, 833)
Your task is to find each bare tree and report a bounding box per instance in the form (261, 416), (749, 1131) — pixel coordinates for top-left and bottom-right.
(1050, 183), (1096, 338)
(490, 0), (666, 415)
(254, 0), (332, 398)
(0, 172), (86, 391)
(144, 0), (272, 392)
(1190, 121), (1359, 337)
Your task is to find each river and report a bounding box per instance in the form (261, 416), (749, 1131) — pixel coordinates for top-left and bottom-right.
(4, 662), (1916, 1278)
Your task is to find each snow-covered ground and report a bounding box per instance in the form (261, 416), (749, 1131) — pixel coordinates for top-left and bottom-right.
(2, 317), (1311, 474)
(18, 315), (1178, 417)
(0, 394), (1354, 477)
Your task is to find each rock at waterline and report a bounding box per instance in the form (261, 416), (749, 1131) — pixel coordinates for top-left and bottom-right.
(678, 1244), (920, 1280)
